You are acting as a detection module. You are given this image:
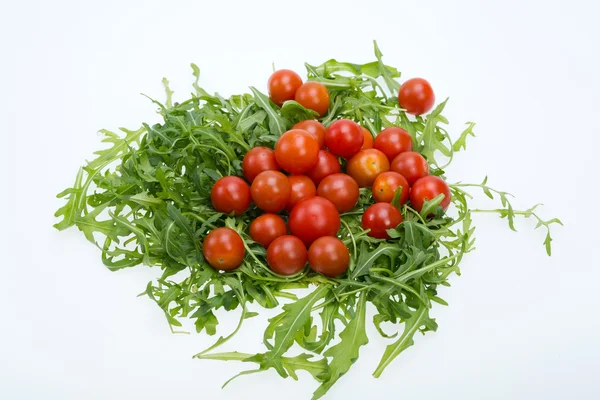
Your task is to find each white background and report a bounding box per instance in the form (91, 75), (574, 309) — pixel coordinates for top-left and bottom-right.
(1, 0), (599, 399)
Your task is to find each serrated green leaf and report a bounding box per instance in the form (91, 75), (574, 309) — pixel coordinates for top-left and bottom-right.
(312, 292), (369, 399)
(373, 306), (434, 378)
(453, 122), (476, 152)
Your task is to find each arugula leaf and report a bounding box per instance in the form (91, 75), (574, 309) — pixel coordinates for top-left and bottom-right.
(250, 86), (289, 136)
(350, 241), (402, 279)
(196, 352), (328, 385)
(312, 292), (369, 399)
(373, 305), (436, 378)
(373, 40), (401, 95)
(418, 99), (451, 164)
(453, 122), (476, 152)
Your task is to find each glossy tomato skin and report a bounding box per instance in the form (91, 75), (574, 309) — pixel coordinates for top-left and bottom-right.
(308, 237), (350, 277)
(372, 171), (410, 204)
(289, 196), (340, 246)
(251, 171), (291, 213)
(325, 119), (364, 159)
(346, 149), (390, 188)
(373, 127), (413, 162)
(293, 120), (326, 149)
(390, 151), (429, 186)
(211, 176), (251, 215)
(242, 146), (279, 182)
(362, 203), (403, 239)
(267, 235), (307, 275)
(410, 175), (451, 212)
(305, 150), (341, 185)
(317, 173), (359, 213)
(287, 175), (317, 211)
(203, 227), (245, 270)
(249, 214), (287, 248)
(268, 69), (303, 106)
(295, 82), (330, 116)
(398, 78), (435, 115)
(361, 127), (373, 149)
(275, 129), (320, 174)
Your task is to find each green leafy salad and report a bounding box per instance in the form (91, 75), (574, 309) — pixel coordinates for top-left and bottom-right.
(54, 42), (561, 399)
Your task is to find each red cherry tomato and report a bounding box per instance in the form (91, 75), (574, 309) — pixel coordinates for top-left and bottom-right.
(398, 78), (435, 115)
(346, 149), (390, 188)
(317, 173), (359, 213)
(203, 227), (245, 270)
(362, 203), (403, 239)
(249, 213), (287, 248)
(287, 175), (317, 211)
(325, 119), (364, 159)
(410, 175), (452, 212)
(267, 235), (307, 275)
(295, 82), (330, 117)
(373, 127), (413, 162)
(361, 127), (373, 150)
(242, 146), (279, 183)
(210, 176), (251, 215)
(372, 171), (410, 204)
(308, 237), (350, 277)
(305, 150), (341, 185)
(268, 69), (303, 107)
(390, 151), (429, 186)
(293, 120), (326, 149)
(250, 170), (291, 213)
(275, 129), (320, 174)
(289, 196), (340, 246)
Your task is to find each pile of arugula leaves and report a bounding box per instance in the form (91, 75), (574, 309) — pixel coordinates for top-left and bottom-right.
(54, 42), (561, 399)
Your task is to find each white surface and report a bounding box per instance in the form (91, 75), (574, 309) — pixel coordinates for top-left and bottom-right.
(1, 0), (599, 399)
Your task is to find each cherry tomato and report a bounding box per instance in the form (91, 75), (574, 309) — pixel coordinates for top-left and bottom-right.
(293, 120), (326, 149)
(305, 150), (341, 185)
(346, 149), (390, 188)
(242, 146), (279, 182)
(251, 170), (291, 213)
(249, 213), (287, 248)
(361, 127), (373, 149)
(289, 196), (340, 246)
(295, 82), (330, 117)
(210, 176), (251, 215)
(373, 127), (413, 162)
(325, 119), (364, 159)
(308, 237), (350, 277)
(275, 129), (320, 174)
(267, 235), (307, 275)
(362, 203), (403, 239)
(410, 175), (451, 212)
(203, 227), (245, 270)
(372, 171), (410, 204)
(398, 78), (435, 115)
(268, 69), (303, 107)
(390, 151), (429, 186)
(317, 173), (359, 213)
(287, 175), (317, 211)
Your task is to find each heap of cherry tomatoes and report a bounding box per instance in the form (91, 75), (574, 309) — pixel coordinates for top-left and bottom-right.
(202, 69), (451, 278)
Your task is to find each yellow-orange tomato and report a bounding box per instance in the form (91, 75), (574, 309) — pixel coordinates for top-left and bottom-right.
(372, 171), (410, 204)
(346, 149), (390, 188)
